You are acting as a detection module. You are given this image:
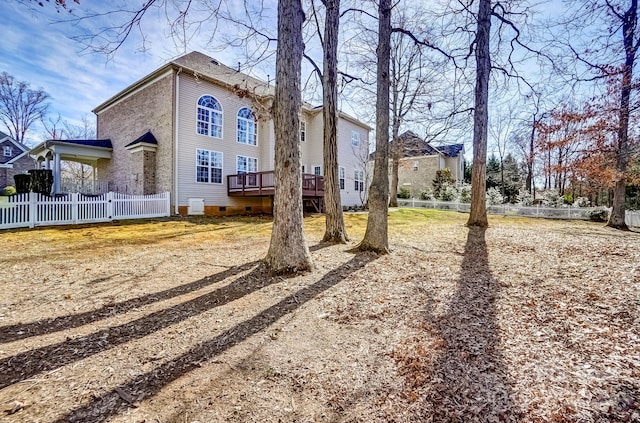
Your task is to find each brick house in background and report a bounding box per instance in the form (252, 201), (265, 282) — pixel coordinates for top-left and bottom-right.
(391, 131), (465, 198)
(0, 131), (36, 189)
(90, 51), (370, 215)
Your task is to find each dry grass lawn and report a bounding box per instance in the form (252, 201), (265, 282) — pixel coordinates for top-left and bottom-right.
(0, 209), (638, 422)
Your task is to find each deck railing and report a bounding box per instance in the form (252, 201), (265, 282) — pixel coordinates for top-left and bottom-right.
(227, 171), (324, 196)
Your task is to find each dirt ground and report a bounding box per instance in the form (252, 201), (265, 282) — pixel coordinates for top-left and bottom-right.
(0, 209), (638, 423)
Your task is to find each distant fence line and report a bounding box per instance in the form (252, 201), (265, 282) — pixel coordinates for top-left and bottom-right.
(0, 192), (170, 230)
(397, 198), (640, 227)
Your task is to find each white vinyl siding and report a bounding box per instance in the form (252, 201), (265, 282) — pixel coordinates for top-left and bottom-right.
(177, 75), (268, 208)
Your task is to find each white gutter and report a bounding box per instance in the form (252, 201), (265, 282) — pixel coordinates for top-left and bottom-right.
(174, 68), (181, 215)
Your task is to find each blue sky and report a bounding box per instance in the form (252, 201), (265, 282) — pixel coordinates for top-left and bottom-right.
(1, 0), (270, 145)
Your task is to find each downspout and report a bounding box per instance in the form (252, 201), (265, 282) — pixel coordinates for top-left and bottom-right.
(174, 67), (182, 215)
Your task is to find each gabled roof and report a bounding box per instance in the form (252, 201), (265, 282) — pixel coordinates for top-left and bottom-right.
(93, 51), (274, 114)
(0, 131), (32, 165)
(0, 131), (29, 152)
(125, 131), (157, 148)
(392, 131), (440, 157)
(92, 52), (371, 132)
(434, 143), (464, 158)
(171, 51), (274, 97)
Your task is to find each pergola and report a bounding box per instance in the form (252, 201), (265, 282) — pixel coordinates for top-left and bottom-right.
(29, 140), (112, 194)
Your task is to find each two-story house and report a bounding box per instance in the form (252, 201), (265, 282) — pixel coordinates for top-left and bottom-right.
(86, 51), (370, 215)
(389, 131), (465, 198)
(0, 131), (36, 189)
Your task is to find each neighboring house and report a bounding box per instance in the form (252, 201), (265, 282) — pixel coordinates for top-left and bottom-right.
(0, 131), (36, 189)
(84, 51), (370, 215)
(389, 131), (465, 198)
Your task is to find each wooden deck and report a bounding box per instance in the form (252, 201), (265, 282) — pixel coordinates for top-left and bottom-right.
(227, 171), (324, 198)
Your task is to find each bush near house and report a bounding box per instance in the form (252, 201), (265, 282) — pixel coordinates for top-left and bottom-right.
(398, 187), (411, 199)
(2, 186), (16, 196)
(588, 208), (609, 222)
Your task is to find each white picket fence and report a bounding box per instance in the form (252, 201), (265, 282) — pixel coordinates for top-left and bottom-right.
(0, 192), (170, 229)
(397, 198), (640, 227)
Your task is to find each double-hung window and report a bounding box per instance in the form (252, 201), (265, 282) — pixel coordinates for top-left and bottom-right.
(237, 155), (258, 185)
(196, 149), (223, 183)
(237, 107), (257, 145)
(351, 131), (361, 147)
(300, 120), (306, 142)
(354, 170), (364, 191)
(197, 95), (223, 138)
(236, 155), (258, 174)
(313, 165), (321, 176)
(339, 166), (345, 190)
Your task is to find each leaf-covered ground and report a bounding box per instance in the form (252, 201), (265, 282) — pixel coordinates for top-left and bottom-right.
(0, 210), (638, 422)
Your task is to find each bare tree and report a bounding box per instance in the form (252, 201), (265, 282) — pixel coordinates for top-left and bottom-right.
(0, 72), (50, 143)
(264, 0), (312, 273)
(467, 0), (492, 227)
(41, 113), (66, 141)
(356, 0), (391, 254)
(388, 20), (431, 207)
(318, 0), (349, 243)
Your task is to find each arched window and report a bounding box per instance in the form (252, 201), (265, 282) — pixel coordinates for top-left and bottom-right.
(237, 107), (257, 145)
(197, 95), (222, 138)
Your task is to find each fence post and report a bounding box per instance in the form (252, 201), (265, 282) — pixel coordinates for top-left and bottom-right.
(165, 192), (171, 216)
(536, 204), (539, 218)
(107, 192), (114, 220)
(72, 192), (79, 224)
(29, 192), (37, 228)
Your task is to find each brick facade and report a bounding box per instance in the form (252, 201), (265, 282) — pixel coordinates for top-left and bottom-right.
(96, 73), (174, 198)
(396, 155), (441, 198)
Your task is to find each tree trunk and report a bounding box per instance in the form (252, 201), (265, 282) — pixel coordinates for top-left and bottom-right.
(527, 116), (535, 194)
(389, 152), (399, 207)
(264, 0), (313, 273)
(356, 0), (391, 254)
(607, 0), (636, 230)
(322, 0), (348, 243)
(467, 0), (491, 227)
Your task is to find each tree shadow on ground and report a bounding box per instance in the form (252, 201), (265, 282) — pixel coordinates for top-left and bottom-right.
(0, 262), (281, 389)
(420, 227), (521, 422)
(0, 261), (260, 344)
(55, 252), (376, 423)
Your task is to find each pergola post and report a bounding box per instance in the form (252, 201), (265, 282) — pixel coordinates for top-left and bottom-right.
(53, 152), (61, 194)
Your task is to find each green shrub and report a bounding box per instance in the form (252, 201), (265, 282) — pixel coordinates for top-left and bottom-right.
(438, 184), (457, 201)
(398, 187), (411, 199)
(486, 187), (504, 205)
(588, 208), (609, 222)
(420, 190), (433, 200)
(458, 183), (471, 203)
(2, 186), (16, 196)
